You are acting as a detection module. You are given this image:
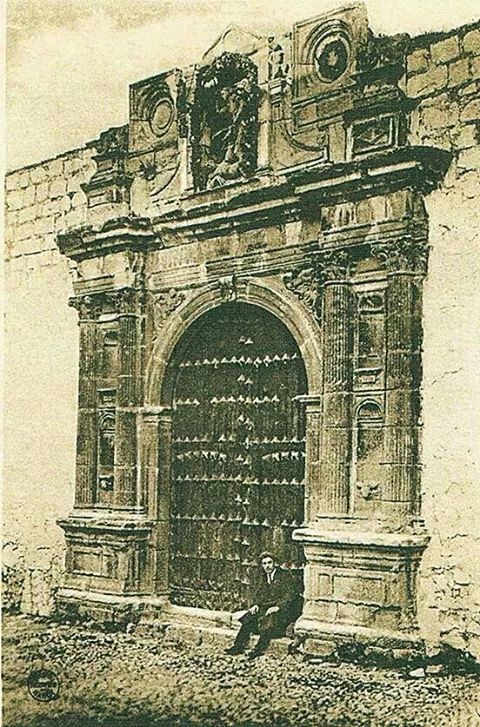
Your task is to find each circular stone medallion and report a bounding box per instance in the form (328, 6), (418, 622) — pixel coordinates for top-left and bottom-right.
(149, 98), (174, 137)
(314, 36), (349, 82)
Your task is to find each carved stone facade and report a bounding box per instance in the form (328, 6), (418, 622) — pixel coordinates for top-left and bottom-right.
(5, 5), (480, 657)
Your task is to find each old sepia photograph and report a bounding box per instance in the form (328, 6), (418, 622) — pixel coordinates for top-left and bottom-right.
(3, 0), (480, 724)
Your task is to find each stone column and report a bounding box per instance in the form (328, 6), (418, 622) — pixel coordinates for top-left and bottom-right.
(69, 295), (101, 507)
(140, 407), (173, 594)
(297, 396), (323, 524)
(111, 288), (144, 510)
(317, 250), (354, 515)
(373, 238), (428, 518)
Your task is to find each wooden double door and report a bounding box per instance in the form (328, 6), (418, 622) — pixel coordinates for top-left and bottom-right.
(169, 303), (307, 610)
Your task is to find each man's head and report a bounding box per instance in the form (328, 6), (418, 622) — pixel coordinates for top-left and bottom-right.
(259, 552), (277, 575)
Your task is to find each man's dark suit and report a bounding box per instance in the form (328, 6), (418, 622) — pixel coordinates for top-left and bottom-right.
(232, 567), (302, 654)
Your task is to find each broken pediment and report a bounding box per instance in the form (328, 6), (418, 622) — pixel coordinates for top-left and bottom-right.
(203, 24), (264, 64)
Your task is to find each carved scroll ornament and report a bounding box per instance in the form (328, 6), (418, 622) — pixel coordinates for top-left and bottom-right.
(152, 289), (186, 336)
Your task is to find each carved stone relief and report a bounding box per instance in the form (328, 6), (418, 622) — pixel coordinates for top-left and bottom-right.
(190, 52), (260, 190)
(152, 289), (186, 337)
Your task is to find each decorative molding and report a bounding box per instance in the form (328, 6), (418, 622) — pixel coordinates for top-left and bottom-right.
(190, 52), (260, 190)
(358, 30), (408, 76)
(371, 238), (429, 275)
(152, 289), (186, 335)
(268, 38), (291, 82)
(108, 288), (144, 316)
(90, 125), (129, 158)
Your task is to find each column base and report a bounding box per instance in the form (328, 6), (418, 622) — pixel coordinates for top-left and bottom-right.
(293, 523), (429, 653)
(57, 510), (155, 597)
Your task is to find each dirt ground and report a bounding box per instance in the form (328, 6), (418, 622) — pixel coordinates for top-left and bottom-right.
(2, 614), (480, 727)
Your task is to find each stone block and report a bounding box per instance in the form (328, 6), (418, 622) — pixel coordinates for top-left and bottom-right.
(458, 171), (480, 199)
(47, 157), (64, 177)
(303, 639), (336, 657)
(313, 573), (333, 598)
(407, 65), (448, 97)
(372, 608), (402, 630)
(5, 172), (19, 191)
(50, 177), (68, 198)
(34, 215), (55, 236)
(17, 205), (36, 225)
(30, 164), (48, 184)
(309, 600), (337, 622)
(35, 182), (50, 203)
(460, 98), (480, 122)
(458, 146), (480, 171)
(407, 49), (430, 76)
(422, 98), (459, 129)
(7, 189), (25, 211)
(336, 602), (375, 626)
(431, 35), (460, 65)
(448, 58), (470, 88)
(16, 221), (34, 241)
(451, 123), (478, 150)
(17, 170), (31, 189)
(463, 28), (480, 56)
(470, 56), (480, 80)
(333, 575), (385, 606)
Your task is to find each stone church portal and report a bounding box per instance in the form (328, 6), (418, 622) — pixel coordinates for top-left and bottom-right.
(168, 303), (307, 611)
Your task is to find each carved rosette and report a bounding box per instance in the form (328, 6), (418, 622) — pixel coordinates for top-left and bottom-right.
(152, 289), (186, 336)
(217, 274), (239, 303)
(371, 238), (429, 276)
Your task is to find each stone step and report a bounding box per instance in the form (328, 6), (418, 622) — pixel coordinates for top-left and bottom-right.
(136, 617), (294, 657)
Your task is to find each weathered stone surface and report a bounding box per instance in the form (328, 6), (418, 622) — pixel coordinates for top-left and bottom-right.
(430, 35), (460, 65)
(448, 58), (470, 87)
(407, 48), (430, 75)
(463, 28), (480, 56)
(460, 98), (480, 122)
(407, 65), (448, 97)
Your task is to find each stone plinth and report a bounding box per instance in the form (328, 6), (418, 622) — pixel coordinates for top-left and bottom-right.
(293, 524), (429, 649)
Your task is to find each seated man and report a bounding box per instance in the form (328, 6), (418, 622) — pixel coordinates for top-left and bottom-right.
(225, 551), (302, 659)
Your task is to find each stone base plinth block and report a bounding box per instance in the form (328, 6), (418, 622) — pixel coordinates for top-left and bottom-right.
(57, 511), (155, 598)
(293, 525), (430, 650)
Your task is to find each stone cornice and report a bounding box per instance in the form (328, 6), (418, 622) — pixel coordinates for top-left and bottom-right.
(57, 146), (450, 260)
(151, 146), (450, 243)
(57, 216), (161, 261)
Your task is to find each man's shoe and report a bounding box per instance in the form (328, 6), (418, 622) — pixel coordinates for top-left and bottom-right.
(246, 648), (263, 660)
(224, 645), (244, 655)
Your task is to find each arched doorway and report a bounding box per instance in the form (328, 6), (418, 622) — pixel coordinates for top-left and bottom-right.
(167, 302), (308, 611)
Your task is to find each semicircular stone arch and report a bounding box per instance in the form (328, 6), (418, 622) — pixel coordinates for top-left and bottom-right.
(145, 278), (322, 409)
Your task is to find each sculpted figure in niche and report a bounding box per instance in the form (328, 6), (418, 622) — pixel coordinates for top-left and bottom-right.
(191, 52), (260, 190)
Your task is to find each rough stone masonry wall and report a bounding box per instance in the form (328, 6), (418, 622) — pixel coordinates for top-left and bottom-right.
(405, 24), (480, 659)
(4, 148), (95, 614)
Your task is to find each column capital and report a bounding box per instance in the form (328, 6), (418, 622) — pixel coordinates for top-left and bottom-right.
(317, 248), (356, 284)
(371, 238), (429, 276)
(68, 294), (102, 322)
(107, 287), (145, 316)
